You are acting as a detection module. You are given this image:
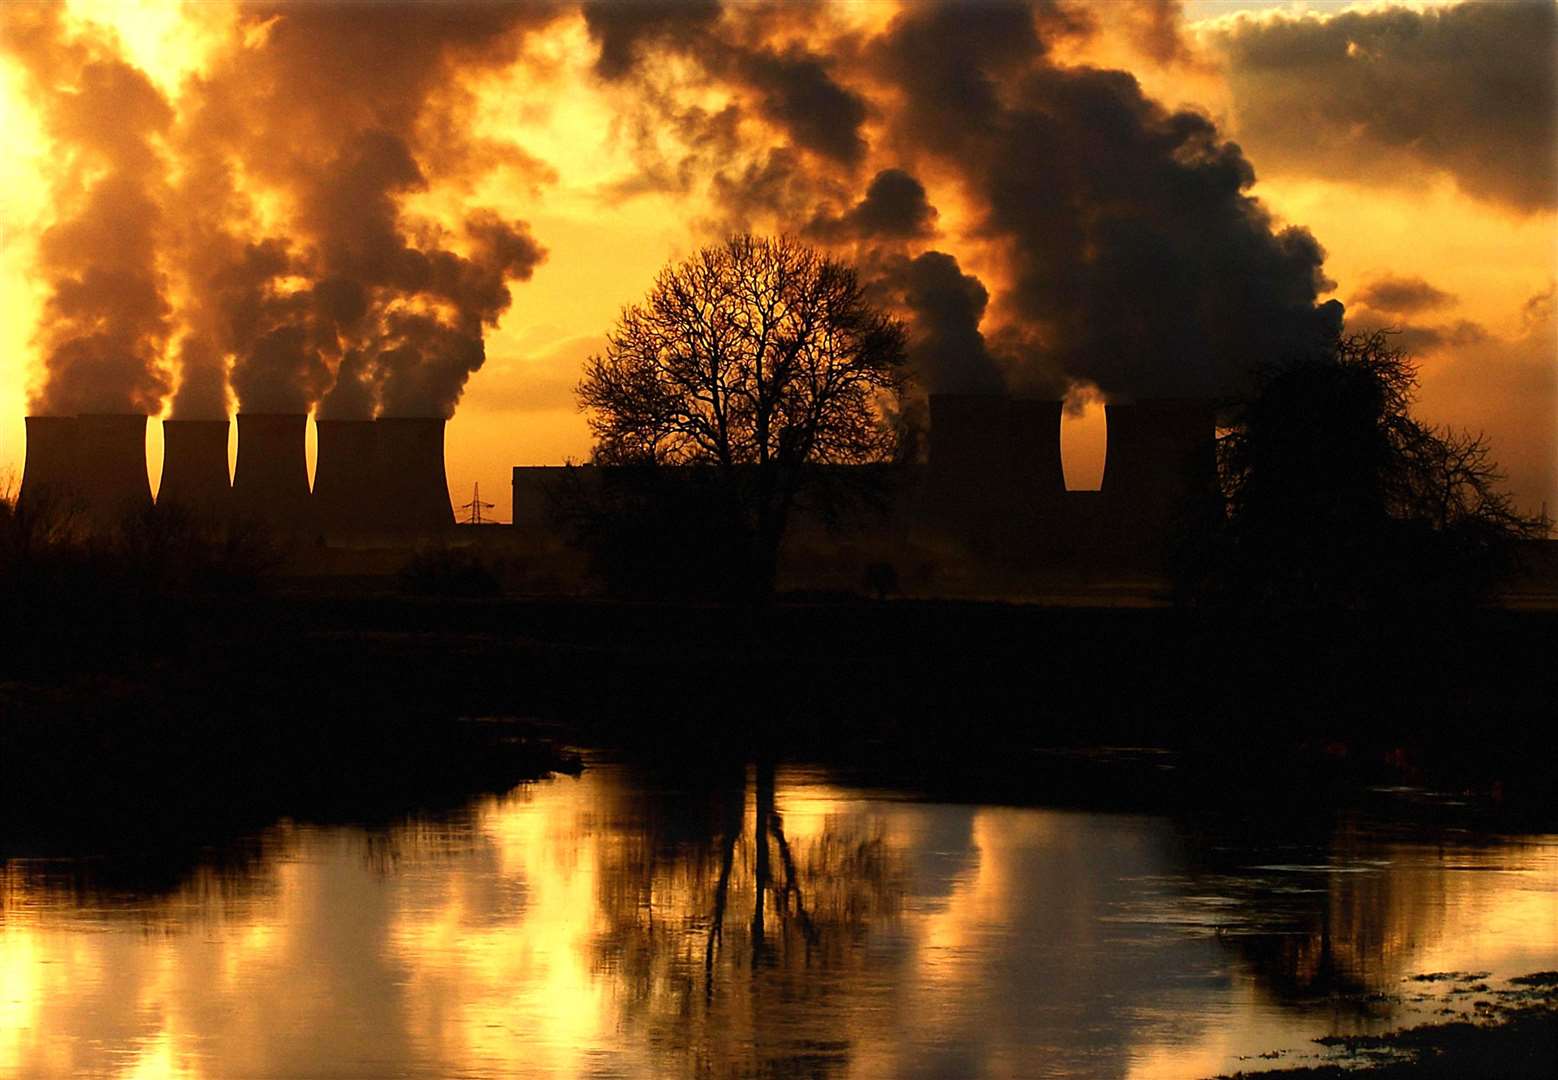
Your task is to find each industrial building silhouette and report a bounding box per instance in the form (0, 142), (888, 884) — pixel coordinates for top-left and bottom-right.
(16, 394), (1214, 581)
(17, 412), (456, 542)
(512, 393), (1218, 581)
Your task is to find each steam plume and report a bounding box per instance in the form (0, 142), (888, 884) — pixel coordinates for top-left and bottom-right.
(3, 4), (173, 414)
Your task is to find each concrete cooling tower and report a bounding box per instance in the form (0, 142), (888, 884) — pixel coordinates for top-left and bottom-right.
(18, 416), (79, 513)
(928, 395), (1068, 537)
(75, 414), (153, 524)
(1099, 398), (1216, 568)
(1100, 399), (1217, 512)
(313, 419), (379, 538)
(232, 413), (313, 534)
(375, 417), (453, 534)
(158, 419), (231, 517)
(1006, 399), (1066, 503)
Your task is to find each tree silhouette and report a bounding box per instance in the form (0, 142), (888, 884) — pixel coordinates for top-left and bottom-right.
(1180, 330), (1548, 611)
(578, 235), (908, 600)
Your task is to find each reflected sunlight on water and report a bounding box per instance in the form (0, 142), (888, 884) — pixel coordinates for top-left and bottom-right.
(1, 765), (1556, 1079)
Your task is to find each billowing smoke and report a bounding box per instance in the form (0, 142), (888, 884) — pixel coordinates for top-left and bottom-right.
(583, 0), (1343, 401)
(877, 252), (1006, 396)
(3, 4), (173, 415)
(870, 1), (1342, 399)
(808, 169), (938, 242)
(5, 1), (551, 421)
(180, 3), (551, 419)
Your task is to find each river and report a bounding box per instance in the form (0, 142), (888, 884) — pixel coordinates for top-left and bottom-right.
(3, 759), (1555, 1078)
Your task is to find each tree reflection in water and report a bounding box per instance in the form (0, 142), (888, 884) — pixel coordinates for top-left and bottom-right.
(590, 759), (906, 1076)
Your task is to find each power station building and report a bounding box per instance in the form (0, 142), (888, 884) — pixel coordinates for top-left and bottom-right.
(15, 392), (1214, 586)
(16, 411), (456, 543)
(512, 393), (1219, 582)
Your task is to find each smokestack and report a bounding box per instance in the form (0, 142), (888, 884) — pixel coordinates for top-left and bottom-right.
(75, 414), (153, 525)
(232, 413), (313, 534)
(374, 417), (453, 534)
(18, 416), (79, 514)
(158, 419), (232, 517)
(313, 419), (379, 539)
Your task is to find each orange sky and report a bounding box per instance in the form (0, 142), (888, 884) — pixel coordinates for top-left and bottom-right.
(1, 0), (1553, 521)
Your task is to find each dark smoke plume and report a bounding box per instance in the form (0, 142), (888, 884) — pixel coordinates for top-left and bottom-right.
(871, 0), (1342, 399)
(592, 0), (1341, 401)
(877, 252), (1007, 396)
(809, 169), (938, 241)
(585, 0), (870, 174)
(3, 5), (173, 414)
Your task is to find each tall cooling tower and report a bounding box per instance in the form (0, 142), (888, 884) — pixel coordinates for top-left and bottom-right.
(158, 419), (231, 516)
(1100, 399), (1216, 511)
(313, 419), (379, 537)
(76, 414), (153, 524)
(1100, 399), (1216, 570)
(929, 394), (1007, 483)
(375, 417), (453, 534)
(233, 413), (313, 533)
(18, 416), (79, 513)
(1006, 399), (1066, 502)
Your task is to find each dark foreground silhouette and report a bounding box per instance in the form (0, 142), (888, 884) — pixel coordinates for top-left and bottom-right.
(1217, 980), (1558, 1078)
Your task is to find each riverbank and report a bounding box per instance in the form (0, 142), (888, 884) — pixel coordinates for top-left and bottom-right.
(1215, 973), (1558, 1078)
(4, 587), (1556, 853)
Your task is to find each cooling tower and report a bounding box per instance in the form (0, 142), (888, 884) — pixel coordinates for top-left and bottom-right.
(375, 416), (453, 534)
(1006, 399), (1066, 501)
(158, 419), (231, 516)
(1099, 398), (1216, 570)
(75, 414), (153, 524)
(17, 416), (79, 513)
(929, 394), (1008, 483)
(1100, 398), (1216, 510)
(313, 419), (379, 537)
(232, 413), (313, 533)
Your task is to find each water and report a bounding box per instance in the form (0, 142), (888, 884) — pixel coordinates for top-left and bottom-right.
(3, 762), (1556, 1079)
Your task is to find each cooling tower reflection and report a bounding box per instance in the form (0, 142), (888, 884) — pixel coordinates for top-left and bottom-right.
(2, 766), (1556, 1078)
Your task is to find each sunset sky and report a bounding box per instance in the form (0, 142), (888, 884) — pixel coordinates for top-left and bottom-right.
(1, 0), (1553, 521)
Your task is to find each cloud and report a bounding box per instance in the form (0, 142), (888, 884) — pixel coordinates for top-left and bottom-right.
(1415, 285), (1556, 516)
(1208, 1), (1558, 212)
(1351, 275), (1457, 317)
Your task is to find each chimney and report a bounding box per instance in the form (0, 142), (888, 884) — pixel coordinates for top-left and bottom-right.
(75, 413), (153, 526)
(158, 419), (232, 517)
(18, 416), (79, 514)
(233, 413), (313, 534)
(313, 418), (379, 539)
(374, 417), (453, 534)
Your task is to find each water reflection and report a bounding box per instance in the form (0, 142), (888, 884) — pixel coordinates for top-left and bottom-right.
(2, 765), (1555, 1079)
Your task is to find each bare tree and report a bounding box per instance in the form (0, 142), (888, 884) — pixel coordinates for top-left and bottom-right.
(578, 235), (908, 598)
